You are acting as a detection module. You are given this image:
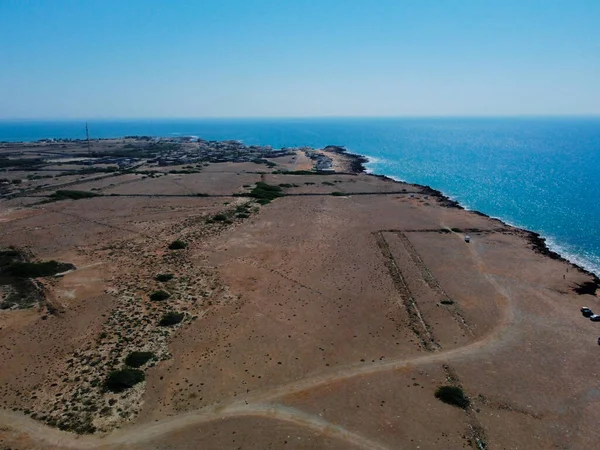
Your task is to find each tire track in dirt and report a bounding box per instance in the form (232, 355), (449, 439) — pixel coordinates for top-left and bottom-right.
(374, 231), (438, 351)
(393, 230), (474, 337)
(0, 227), (519, 449)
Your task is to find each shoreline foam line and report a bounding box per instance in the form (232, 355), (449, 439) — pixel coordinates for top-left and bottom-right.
(337, 147), (600, 281)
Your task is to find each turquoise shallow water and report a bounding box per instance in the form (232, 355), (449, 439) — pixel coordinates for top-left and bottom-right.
(1, 117), (599, 275)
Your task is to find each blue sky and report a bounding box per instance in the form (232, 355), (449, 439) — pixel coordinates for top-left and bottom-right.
(1, 0), (599, 118)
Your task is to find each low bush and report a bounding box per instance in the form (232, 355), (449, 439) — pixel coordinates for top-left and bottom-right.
(104, 368), (145, 393)
(434, 385), (470, 409)
(50, 190), (101, 201)
(125, 351), (154, 368)
(150, 290), (170, 301)
(322, 181), (335, 186)
(4, 260), (75, 277)
(451, 227), (462, 233)
(159, 312), (185, 326)
(154, 273), (174, 282)
(248, 182), (284, 204)
(168, 240), (187, 250)
(331, 192), (345, 196)
(213, 214), (228, 221)
(440, 299), (454, 305)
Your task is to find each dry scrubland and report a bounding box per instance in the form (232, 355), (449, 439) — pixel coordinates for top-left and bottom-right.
(0, 140), (599, 449)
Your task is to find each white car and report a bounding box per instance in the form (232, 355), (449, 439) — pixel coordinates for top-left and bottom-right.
(590, 314), (600, 322)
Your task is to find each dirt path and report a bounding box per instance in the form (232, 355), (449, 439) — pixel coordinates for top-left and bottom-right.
(0, 228), (519, 449)
(0, 299), (516, 449)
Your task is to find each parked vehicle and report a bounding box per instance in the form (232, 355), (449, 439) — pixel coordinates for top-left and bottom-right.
(590, 314), (600, 322)
(465, 235), (471, 243)
(581, 307), (593, 317)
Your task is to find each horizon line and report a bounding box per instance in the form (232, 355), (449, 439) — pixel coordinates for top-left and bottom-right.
(1, 114), (600, 122)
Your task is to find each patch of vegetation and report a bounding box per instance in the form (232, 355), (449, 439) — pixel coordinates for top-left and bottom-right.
(0, 249), (20, 265)
(154, 273), (174, 282)
(252, 158), (276, 168)
(278, 183), (294, 188)
(3, 260), (75, 277)
(168, 169), (200, 174)
(248, 182), (284, 204)
(159, 312), (185, 326)
(440, 299), (454, 305)
(574, 280), (599, 296)
(104, 368), (145, 393)
(236, 213), (250, 219)
(331, 192), (345, 196)
(195, 193), (209, 197)
(0, 249), (47, 309)
(322, 181), (335, 186)
(213, 214), (228, 221)
(0, 157), (45, 169)
(49, 190), (101, 201)
(434, 385), (470, 409)
(124, 351), (154, 368)
(149, 290), (171, 301)
(272, 170), (326, 175)
(168, 240), (187, 250)
(451, 227), (462, 233)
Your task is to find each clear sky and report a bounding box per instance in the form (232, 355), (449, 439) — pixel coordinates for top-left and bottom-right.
(1, 0), (599, 119)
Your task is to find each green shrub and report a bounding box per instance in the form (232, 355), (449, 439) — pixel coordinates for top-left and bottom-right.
(150, 290), (170, 301)
(322, 181), (335, 186)
(104, 368), (145, 393)
(3, 260), (75, 277)
(331, 192), (345, 196)
(50, 190), (101, 201)
(434, 386), (470, 409)
(195, 193), (209, 197)
(213, 214), (228, 221)
(248, 182), (284, 204)
(440, 299), (454, 305)
(154, 273), (174, 282)
(236, 213), (250, 219)
(168, 240), (187, 250)
(159, 312), (185, 326)
(125, 351), (154, 368)
(451, 228), (462, 233)
(278, 183), (293, 188)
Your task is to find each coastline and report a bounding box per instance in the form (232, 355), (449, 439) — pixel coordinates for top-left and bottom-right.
(3, 134), (597, 288)
(323, 146), (600, 290)
(3, 135), (600, 447)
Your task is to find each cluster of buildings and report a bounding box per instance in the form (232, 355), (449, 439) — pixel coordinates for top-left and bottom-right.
(150, 138), (295, 166)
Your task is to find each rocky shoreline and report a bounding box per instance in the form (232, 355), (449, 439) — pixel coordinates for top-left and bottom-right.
(327, 145), (600, 294)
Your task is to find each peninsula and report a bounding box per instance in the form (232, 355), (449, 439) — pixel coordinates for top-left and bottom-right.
(0, 136), (598, 449)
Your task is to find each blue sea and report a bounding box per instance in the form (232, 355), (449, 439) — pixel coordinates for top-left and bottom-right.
(1, 117), (599, 276)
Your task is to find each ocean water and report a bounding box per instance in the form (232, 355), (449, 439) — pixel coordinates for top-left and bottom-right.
(1, 117), (599, 276)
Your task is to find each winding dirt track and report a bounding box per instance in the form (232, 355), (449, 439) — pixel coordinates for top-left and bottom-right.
(0, 231), (518, 449)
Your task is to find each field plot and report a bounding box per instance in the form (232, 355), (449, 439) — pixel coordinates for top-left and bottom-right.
(1, 143), (599, 449)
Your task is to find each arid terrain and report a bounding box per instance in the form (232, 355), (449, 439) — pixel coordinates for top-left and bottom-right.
(1, 137), (599, 449)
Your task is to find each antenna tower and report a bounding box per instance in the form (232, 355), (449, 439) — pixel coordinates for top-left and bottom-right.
(86, 122), (91, 155)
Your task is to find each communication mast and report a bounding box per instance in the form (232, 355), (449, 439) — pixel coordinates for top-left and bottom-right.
(85, 122), (91, 155)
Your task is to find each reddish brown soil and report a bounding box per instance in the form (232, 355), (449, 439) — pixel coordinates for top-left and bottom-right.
(1, 152), (599, 449)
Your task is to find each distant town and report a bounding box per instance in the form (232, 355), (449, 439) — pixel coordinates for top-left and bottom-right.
(0, 136), (340, 198)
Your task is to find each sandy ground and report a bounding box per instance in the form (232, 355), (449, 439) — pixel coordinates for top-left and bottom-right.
(1, 151), (599, 449)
